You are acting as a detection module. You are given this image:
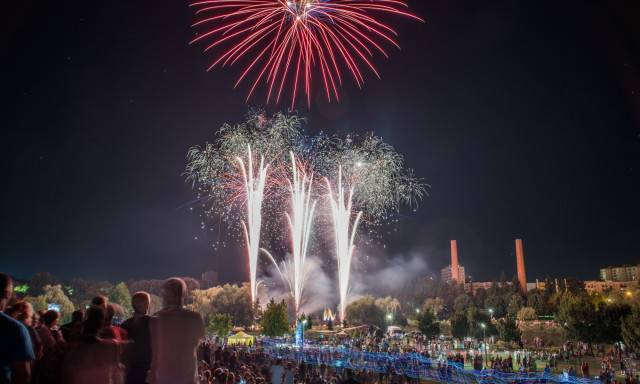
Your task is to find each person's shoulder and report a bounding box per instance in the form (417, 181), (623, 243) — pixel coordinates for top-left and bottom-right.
(121, 317), (134, 329)
(0, 313), (30, 337)
(184, 309), (204, 319)
(0, 312), (18, 328)
(184, 309), (205, 324)
(60, 322), (73, 329)
(1, 313), (35, 359)
(122, 316), (150, 329)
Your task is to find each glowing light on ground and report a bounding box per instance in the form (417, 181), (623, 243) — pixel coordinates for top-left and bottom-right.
(259, 342), (602, 384)
(323, 307), (336, 322)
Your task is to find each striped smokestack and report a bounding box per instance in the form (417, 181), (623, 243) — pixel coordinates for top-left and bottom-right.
(451, 240), (459, 282)
(515, 238), (527, 294)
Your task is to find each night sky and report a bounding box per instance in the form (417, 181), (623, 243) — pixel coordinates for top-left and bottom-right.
(2, 0), (639, 284)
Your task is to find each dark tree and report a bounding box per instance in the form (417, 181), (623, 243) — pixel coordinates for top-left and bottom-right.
(63, 278), (113, 308)
(621, 303), (640, 350)
(598, 301), (631, 343)
(484, 295), (505, 318)
(28, 272), (58, 297)
(510, 275), (521, 294)
(207, 313), (233, 337)
(560, 278), (586, 295)
(559, 292), (629, 344)
(498, 316), (522, 342)
(450, 312), (469, 340)
(543, 276), (556, 297)
(210, 284), (255, 328)
(453, 294), (475, 313)
(474, 288), (488, 307)
(200, 271), (219, 289)
(527, 293), (548, 316)
(557, 293), (598, 343)
(345, 295), (385, 330)
(436, 280), (456, 315)
(467, 307), (498, 339)
(416, 308), (440, 339)
(108, 282), (133, 316)
(413, 276), (438, 303)
(126, 279), (164, 297)
(506, 293), (525, 318)
(261, 299), (290, 337)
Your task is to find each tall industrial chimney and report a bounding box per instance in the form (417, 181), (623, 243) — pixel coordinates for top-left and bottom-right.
(451, 240), (459, 283)
(515, 239), (527, 294)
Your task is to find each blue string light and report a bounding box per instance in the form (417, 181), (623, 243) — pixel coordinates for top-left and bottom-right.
(260, 341), (601, 384)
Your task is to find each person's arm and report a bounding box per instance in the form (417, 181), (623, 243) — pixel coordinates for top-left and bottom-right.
(10, 361), (31, 384)
(11, 322), (35, 384)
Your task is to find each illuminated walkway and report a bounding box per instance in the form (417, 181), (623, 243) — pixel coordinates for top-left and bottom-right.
(261, 342), (601, 384)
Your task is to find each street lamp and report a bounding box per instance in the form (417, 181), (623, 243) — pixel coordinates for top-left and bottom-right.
(416, 308), (420, 314)
(481, 323), (487, 367)
(489, 308), (493, 320)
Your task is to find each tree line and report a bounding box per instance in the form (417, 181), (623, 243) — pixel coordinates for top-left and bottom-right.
(10, 271), (640, 348)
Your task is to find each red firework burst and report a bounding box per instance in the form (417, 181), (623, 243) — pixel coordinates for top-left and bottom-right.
(190, 0), (421, 106)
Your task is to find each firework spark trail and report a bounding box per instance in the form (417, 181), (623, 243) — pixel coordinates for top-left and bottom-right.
(326, 166), (362, 322)
(189, 0), (422, 106)
(185, 112), (426, 311)
(237, 144), (270, 303)
(284, 151), (316, 314)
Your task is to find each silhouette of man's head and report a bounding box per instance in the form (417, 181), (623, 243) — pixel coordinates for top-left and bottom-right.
(42, 309), (60, 327)
(91, 295), (109, 311)
(0, 273), (11, 308)
(71, 309), (84, 324)
(84, 306), (106, 336)
(162, 277), (187, 309)
(132, 291), (151, 315)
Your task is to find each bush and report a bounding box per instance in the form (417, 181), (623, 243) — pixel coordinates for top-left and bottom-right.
(517, 307), (537, 320)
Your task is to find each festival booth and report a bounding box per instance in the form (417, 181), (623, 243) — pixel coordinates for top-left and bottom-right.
(227, 331), (254, 345)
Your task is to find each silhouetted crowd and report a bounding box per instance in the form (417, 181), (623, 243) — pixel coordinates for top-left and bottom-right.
(1, 273), (205, 384)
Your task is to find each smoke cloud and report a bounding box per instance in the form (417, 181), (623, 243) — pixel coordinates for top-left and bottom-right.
(258, 254), (336, 315)
(258, 245), (434, 315)
(348, 246), (431, 304)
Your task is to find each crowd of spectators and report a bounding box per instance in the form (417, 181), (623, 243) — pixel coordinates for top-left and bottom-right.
(3, 271), (640, 384)
(1, 273), (205, 384)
